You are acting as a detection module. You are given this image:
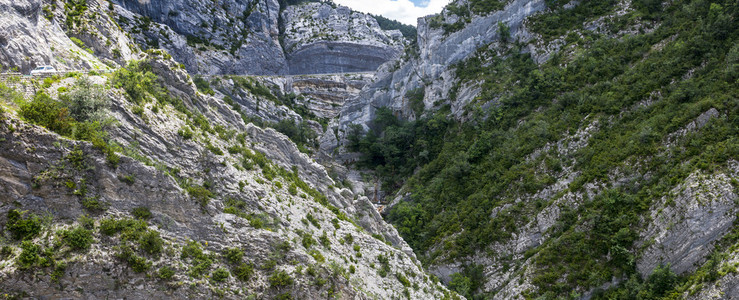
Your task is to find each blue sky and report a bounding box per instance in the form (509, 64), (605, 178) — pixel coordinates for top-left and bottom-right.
(333, 0), (451, 25)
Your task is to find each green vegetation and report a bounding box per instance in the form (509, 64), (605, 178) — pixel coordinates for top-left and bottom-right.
(347, 107), (452, 191)
(268, 270), (294, 287)
(17, 241), (41, 269)
(181, 241), (213, 278)
(223, 197), (272, 229)
(100, 217), (164, 272)
(62, 226), (93, 251)
(131, 207), (151, 220)
(19, 78), (119, 166)
(529, 0), (619, 41)
(372, 14), (417, 39)
(64, 0), (88, 28)
(5, 209), (43, 241)
(193, 76), (215, 96)
(158, 266), (175, 280)
(186, 184), (213, 207)
(232, 262), (255, 281)
(212, 267), (230, 282)
(270, 119), (318, 154)
(223, 247), (244, 264)
(352, 0), (738, 297)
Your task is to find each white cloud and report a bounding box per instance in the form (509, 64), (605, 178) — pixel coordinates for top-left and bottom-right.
(333, 0), (451, 26)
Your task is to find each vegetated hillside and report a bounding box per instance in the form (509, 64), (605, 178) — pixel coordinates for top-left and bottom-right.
(347, 0), (738, 298)
(0, 0), (460, 299)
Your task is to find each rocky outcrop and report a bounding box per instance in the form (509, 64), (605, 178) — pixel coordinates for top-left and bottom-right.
(337, 0), (547, 133)
(636, 165), (739, 277)
(0, 0), (135, 73)
(113, 0), (288, 75)
(112, 0), (405, 75)
(282, 3), (405, 75)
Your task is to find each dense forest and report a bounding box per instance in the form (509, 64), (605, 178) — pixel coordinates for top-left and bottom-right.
(350, 0), (738, 298)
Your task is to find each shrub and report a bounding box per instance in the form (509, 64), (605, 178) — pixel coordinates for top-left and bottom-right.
(319, 232), (330, 248)
(0, 246), (13, 260)
(116, 244), (151, 272)
(178, 126), (193, 139)
(301, 233), (316, 249)
(119, 174), (135, 185)
(396, 272), (411, 287)
(5, 209), (43, 240)
(308, 249), (325, 263)
(181, 241), (213, 278)
(82, 196), (108, 212)
(232, 262), (254, 281)
(138, 230), (163, 255)
(17, 241), (40, 269)
(131, 207), (151, 220)
(63, 226), (94, 251)
(19, 92), (74, 136)
(193, 76), (215, 95)
(59, 77), (110, 123)
(211, 267), (229, 282)
(305, 213), (320, 228)
(186, 185), (213, 207)
(288, 184), (298, 196)
(158, 266), (175, 280)
(78, 215), (95, 230)
(268, 270), (294, 287)
(112, 61), (159, 104)
(223, 247), (244, 264)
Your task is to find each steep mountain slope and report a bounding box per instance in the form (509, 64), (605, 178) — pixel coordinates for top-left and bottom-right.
(0, 0), (459, 299)
(113, 0), (405, 75)
(335, 0), (738, 298)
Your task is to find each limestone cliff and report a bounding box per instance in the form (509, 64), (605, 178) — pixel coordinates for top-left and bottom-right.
(282, 2), (405, 75)
(0, 0), (457, 298)
(111, 0), (405, 75)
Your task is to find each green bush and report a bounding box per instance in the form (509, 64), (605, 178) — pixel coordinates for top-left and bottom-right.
(211, 267), (230, 282)
(112, 61), (159, 104)
(63, 226), (93, 251)
(138, 230), (163, 255)
(268, 270), (294, 287)
(178, 126), (193, 139)
(131, 207), (151, 220)
(17, 241), (40, 269)
(0, 246), (13, 260)
(58, 77), (110, 123)
(301, 232), (316, 249)
(116, 244), (151, 273)
(181, 241), (213, 278)
(158, 266), (175, 280)
(19, 92), (75, 136)
(186, 185), (213, 207)
(232, 262), (254, 281)
(223, 247), (244, 264)
(193, 76), (215, 96)
(396, 273), (411, 287)
(5, 209), (43, 241)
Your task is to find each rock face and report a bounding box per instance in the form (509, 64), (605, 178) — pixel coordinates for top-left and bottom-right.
(114, 0), (288, 75)
(636, 167), (739, 277)
(0, 2), (455, 298)
(282, 2), (405, 75)
(112, 0), (405, 75)
(337, 0), (547, 132)
(0, 0), (135, 73)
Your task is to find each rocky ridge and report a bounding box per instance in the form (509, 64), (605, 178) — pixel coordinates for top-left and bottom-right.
(112, 0), (405, 75)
